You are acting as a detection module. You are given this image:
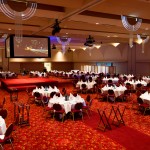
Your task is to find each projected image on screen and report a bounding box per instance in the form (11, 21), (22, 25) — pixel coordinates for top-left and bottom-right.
(14, 37), (50, 57)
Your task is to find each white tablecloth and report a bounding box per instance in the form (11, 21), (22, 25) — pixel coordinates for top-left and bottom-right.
(32, 86), (60, 97)
(140, 92), (150, 106)
(101, 85), (127, 97)
(102, 77), (119, 83)
(124, 80), (147, 89)
(0, 116), (6, 135)
(48, 94), (86, 114)
(142, 76), (150, 83)
(76, 81), (96, 89)
(120, 74), (134, 80)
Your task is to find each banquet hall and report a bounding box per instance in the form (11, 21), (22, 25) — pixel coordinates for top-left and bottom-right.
(0, 0), (150, 150)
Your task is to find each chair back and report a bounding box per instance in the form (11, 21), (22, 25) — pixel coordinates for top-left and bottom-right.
(97, 88), (102, 94)
(34, 92), (41, 98)
(73, 93), (78, 97)
(62, 88), (66, 95)
(89, 99), (93, 107)
(137, 97), (143, 104)
(108, 79), (113, 84)
(0, 109), (8, 119)
(88, 77), (92, 82)
(53, 104), (62, 111)
(42, 96), (48, 104)
(5, 123), (14, 137)
(136, 83), (142, 88)
(86, 95), (91, 102)
(126, 83), (131, 90)
(108, 89), (114, 95)
(81, 84), (87, 89)
(124, 90), (130, 95)
(75, 103), (83, 110)
(56, 92), (60, 97)
(50, 92), (56, 98)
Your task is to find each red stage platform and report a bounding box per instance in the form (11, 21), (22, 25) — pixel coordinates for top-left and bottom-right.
(1, 78), (58, 91)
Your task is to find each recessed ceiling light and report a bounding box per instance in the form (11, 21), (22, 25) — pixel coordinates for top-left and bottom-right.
(71, 49), (75, 51)
(96, 22), (99, 25)
(113, 35), (118, 37)
(111, 43), (120, 47)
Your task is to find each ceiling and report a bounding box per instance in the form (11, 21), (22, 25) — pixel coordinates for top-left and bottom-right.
(1, 0), (150, 49)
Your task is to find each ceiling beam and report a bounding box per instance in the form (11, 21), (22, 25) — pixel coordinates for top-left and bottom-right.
(31, 0), (106, 35)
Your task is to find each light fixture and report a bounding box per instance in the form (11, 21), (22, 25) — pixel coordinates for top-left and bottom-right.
(84, 35), (95, 47)
(137, 34), (149, 53)
(136, 38), (143, 44)
(121, 15), (142, 31)
(0, 0), (37, 43)
(67, 47), (75, 52)
(111, 43), (120, 47)
(121, 15), (142, 48)
(95, 45), (101, 49)
(82, 47), (86, 50)
(52, 19), (61, 36)
(56, 35), (71, 53)
(52, 44), (56, 49)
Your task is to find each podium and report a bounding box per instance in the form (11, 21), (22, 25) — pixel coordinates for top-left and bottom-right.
(14, 102), (30, 126)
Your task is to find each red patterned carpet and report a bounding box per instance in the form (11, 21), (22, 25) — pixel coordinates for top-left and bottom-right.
(1, 76), (150, 150)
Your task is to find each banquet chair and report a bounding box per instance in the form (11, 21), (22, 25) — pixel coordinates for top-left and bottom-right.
(108, 80), (113, 87)
(0, 97), (6, 110)
(81, 84), (88, 94)
(42, 96), (49, 105)
(72, 82), (80, 94)
(96, 88), (104, 101)
(41, 98), (53, 118)
(137, 97), (150, 115)
(34, 92), (42, 105)
(0, 123), (14, 150)
(83, 96), (93, 117)
(61, 87), (67, 96)
(85, 94), (91, 103)
(26, 89), (35, 104)
(73, 93), (78, 97)
(71, 102), (83, 121)
(125, 83), (132, 93)
(119, 90), (130, 102)
(0, 109), (8, 120)
(92, 83), (98, 93)
(136, 83), (142, 91)
(55, 92), (61, 97)
(50, 92), (56, 98)
(136, 83), (143, 97)
(107, 89), (115, 103)
(53, 104), (65, 122)
(10, 88), (18, 102)
(0, 144), (3, 150)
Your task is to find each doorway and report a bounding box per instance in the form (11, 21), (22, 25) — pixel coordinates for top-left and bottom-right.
(44, 63), (51, 72)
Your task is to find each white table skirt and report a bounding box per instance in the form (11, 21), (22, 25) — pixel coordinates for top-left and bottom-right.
(48, 96), (86, 114)
(0, 116), (6, 135)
